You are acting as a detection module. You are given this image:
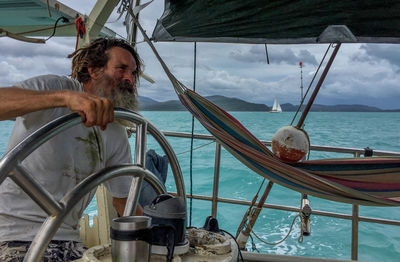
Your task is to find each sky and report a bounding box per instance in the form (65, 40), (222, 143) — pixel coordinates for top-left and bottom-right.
(1, 1), (400, 109)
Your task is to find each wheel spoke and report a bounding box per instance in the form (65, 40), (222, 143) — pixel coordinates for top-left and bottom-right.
(12, 165), (63, 216)
(123, 174), (144, 216)
(134, 122), (147, 166)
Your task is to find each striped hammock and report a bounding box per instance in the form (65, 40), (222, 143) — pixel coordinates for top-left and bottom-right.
(177, 85), (400, 206)
(135, 18), (400, 206)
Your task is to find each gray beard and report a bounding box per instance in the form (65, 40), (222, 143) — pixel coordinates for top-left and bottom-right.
(95, 82), (139, 127)
(112, 80), (139, 112)
(112, 88), (139, 112)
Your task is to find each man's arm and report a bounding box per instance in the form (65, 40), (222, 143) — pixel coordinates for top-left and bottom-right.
(112, 197), (143, 216)
(0, 87), (114, 130)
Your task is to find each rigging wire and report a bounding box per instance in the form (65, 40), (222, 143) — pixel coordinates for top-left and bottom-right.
(235, 178), (266, 237)
(175, 141), (215, 156)
(290, 44), (333, 126)
(188, 42), (197, 227)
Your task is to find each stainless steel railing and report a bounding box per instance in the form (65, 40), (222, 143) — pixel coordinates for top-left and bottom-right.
(160, 130), (400, 261)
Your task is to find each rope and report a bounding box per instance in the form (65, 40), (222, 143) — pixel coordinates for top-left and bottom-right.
(249, 214), (303, 245)
(290, 44), (332, 126)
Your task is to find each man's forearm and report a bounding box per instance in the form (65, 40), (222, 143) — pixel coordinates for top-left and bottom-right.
(0, 87), (115, 129)
(0, 87), (67, 120)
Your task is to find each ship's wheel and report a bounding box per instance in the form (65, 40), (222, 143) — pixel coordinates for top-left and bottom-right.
(0, 108), (185, 262)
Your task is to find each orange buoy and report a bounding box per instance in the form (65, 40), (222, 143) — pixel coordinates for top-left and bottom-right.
(271, 126), (309, 162)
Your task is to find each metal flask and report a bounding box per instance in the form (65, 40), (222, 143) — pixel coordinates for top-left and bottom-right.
(110, 215), (176, 262)
(110, 216), (152, 262)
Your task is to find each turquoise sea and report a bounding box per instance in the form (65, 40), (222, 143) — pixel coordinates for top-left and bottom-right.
(1, 111), (400, 261)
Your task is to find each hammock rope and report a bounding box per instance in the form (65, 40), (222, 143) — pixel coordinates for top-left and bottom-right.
(130, 12), (400, 207)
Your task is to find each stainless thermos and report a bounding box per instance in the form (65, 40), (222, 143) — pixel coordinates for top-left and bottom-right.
(110, 216), (152, 262)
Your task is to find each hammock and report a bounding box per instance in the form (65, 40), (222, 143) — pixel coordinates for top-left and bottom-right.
(178, 88), (400, 206)
(132, 16), (400, 207)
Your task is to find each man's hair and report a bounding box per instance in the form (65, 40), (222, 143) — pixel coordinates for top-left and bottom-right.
(71, 38), (142, 85)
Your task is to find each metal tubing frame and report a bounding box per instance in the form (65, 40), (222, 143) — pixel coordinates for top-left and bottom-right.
(161, 131), (400, 157)
(351, 205), (359, 260)
(211, 143), (221, 218)
(165, 130), (400, 261)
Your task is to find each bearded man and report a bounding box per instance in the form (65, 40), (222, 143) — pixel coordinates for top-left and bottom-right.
(0, 38), (142, 261)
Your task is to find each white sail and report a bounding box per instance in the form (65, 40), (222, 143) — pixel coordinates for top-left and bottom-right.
(270, 98), (282, 113)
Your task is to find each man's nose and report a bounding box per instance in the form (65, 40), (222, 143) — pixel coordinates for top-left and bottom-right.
(122, 72), (134, 84)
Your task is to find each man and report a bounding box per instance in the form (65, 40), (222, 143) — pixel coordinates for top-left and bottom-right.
(0, 38), (142, 261)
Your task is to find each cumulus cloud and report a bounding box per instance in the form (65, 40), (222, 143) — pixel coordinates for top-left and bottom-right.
(229, 45), (318, 66)
(1, 2), (399, 109)
(0, 61), (26, 85)
(0, 38), (74, 59)
(351, 44), (400, 69)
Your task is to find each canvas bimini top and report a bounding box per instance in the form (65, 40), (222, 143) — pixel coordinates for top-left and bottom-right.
(0, 0), (115, 39)
(151, 0), (400, 44)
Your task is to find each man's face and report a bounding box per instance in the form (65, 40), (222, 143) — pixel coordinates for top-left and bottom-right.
(94, 47), (138, 111)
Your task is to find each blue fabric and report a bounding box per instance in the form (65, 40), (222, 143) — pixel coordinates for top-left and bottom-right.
(139, 149), (168, 207)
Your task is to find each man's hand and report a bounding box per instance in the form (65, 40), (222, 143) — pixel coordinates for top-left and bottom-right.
(64, 91), (114, 130)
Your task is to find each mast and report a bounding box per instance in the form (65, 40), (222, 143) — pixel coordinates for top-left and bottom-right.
(299, 61), (304, 102)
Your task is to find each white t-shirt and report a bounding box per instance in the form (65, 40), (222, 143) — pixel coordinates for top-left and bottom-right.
(0, 75), (133, 241)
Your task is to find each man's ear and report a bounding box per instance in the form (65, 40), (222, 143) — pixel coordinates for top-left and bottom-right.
(88, 67), (104, 80)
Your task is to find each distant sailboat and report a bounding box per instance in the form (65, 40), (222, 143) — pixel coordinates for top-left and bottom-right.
(270, 98), (282, 113)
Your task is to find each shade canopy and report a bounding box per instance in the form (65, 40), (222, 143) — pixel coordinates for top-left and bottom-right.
(152, 0), (400, 44)
(0, 0), (115, 38)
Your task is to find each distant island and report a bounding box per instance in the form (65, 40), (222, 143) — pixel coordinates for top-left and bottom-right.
(138, 95), (400, 112)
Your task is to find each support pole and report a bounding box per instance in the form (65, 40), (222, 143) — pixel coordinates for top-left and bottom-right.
(211, 143), (221, 218)
(80, 0), (120, 47)
(296, 43), (341, 128)
(352, 205), (359, 260)
(237, 181), (274, 250)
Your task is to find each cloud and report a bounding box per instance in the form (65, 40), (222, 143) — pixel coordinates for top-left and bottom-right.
(0, 38), (74, 58)
(352, 44), (400, 69)
(229, 45), (318, 66)
(0, 61), (26, 85)
(1, 2), (399, 109)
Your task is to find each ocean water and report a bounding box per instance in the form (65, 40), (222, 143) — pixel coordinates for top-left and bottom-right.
(1, 111), (400, 261)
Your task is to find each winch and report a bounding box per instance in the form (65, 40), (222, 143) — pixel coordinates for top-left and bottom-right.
(143, 194), (189, 257)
